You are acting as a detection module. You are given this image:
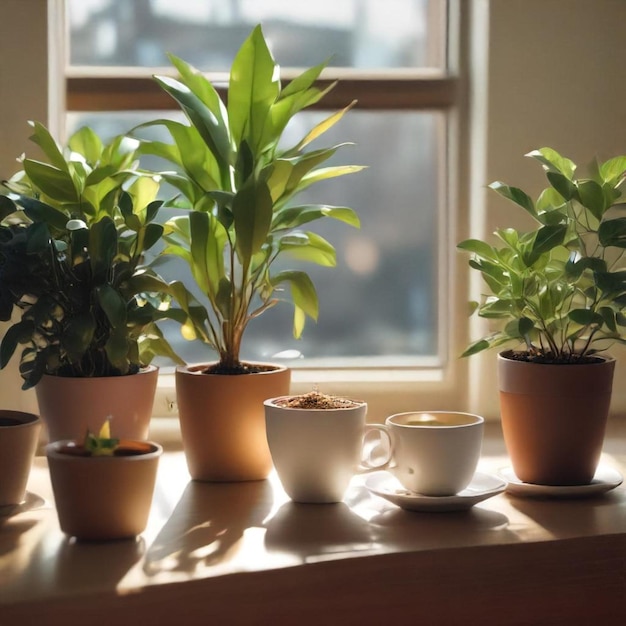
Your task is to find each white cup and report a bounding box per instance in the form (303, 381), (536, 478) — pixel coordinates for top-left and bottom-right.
(264, 397), (368, 503)
(363, 411), (484, 496)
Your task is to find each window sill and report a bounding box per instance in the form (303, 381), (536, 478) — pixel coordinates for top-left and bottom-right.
(2, 421), (625, 625)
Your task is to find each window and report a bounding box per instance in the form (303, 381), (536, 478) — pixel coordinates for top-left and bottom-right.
(0, 0), (467, 418)
(64, 0), (460, 381)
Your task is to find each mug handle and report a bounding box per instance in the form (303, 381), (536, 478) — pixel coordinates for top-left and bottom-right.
(359, 424), (393, 471)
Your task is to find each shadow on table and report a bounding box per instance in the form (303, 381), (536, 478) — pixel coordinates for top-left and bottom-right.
(506, 487), (626, 539)
(264, 500), (374, 562)
(52, 535), (145, 591)
(143, 478), (274, 576)
(351, 484), (514, 551)
(0, 492), (48, 558)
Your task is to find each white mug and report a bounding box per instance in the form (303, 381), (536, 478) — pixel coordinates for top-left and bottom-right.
(265, 397), (368, 503)
(363, 411), (484, 496)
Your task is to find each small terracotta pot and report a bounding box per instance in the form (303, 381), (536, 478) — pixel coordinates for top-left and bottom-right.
(176, 363), (291, 482)
(498, 350), (615, 485)
(264, 396), (368, 503)
(0, 410), (41, 507)
(35, 365), (158, 443)
(46, 439), (162, 541)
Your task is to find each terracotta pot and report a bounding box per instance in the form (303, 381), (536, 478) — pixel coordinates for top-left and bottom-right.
(498, 350), (615, 485)
(176, 363), (291, 482)
(0, 411), (41, 507)
(46, 439), (162, 541)
(35, 365), (158, 443)
(264, 396), (368, 503)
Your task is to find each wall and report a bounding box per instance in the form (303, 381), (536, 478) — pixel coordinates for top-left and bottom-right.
(468, 0), (626, 417)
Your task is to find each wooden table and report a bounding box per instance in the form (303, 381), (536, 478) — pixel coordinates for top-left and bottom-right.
(1, 421), (625, 625)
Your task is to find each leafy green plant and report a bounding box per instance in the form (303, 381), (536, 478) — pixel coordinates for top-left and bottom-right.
(0, 123), (185, 388)
(458, 147), (626, 362)
(131, 24), (364, 373)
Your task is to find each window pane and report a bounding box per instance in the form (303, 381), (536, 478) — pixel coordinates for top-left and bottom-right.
(68, 0), (443, 70)
(66, 110), (441, 367)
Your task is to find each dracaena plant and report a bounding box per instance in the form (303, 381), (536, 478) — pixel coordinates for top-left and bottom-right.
(131, 24), (364, 373)
(458, 147), (626, 362)
(0, 123), (185, 389)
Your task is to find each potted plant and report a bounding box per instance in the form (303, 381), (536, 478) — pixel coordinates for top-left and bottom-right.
(131, 25), (364, 481)
(0, 123), (185, 442)
(46, 420), (162, 540)
(264, 391), (368, 503)
(458, 147), (626, 485)
(0, 410), (41, 509)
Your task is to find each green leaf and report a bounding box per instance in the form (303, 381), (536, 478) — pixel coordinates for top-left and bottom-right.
(233, 178), (273, 264)
(546, 171), (577, 201)
(153, 75), (232, 179)
(531, 224), (567, 256)
(272, 269), (319, 326)
(599, 155), (626, 185)
(227, 24), (280, 154)
(127, 175), (160, 213)
(536, 187), (567, 215)
(598, 217), (626, 248)
(23, 159), (78, 202)
(88, 216), (117, 279)
(457, 239), (498, 261)
(526, 148), (576, 178)
(278, 232), (336, 267)
(460, 338), (491, 358)
(96, 284), (127, 328)
(168, 53), (230, 138)
(294, 103), (356, 152)
(28, 121), (69, 172)
(143, 223), (164, 251)
(576, 179), (606, 220)
(273, 204), (360, 230)
(61, 313), (96, 359)
(68, 126), (104, 164)
(568, 309), (604, 327)
(488, 182), (536, 218)
(0, 321), (34, 369)
(595, 270), (626, 295)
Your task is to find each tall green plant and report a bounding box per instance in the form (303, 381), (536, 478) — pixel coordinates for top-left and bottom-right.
(0, 123), (185, 388)
(132, 25), (364, 373)
(459, 147), (626, 362)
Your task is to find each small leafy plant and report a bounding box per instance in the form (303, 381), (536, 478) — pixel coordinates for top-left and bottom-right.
(459, 147), (626, 362)
(0, 123), (185, 388)
(84, 419), (119, 456)
(131, 24), (364, 373)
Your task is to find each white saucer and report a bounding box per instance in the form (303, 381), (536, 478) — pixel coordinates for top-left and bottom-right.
(499, 465), (624, 499)
(0, 492), (46, 519)
(364, 471), (506, 512)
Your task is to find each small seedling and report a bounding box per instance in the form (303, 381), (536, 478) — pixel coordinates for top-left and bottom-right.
(84, 419), (119, 456)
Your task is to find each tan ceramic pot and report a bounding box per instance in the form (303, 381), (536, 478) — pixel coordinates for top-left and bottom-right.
(176, 363), (291, 482)
(0, 411), (41, 507)
(46, 439), (162, 541)
(498, 350), (615, 486)
(35, 365), (158, 443)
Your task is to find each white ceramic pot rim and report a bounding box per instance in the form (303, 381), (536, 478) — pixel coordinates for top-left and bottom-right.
(386, 411), (484, 429)
(265, 395), (366, 411)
